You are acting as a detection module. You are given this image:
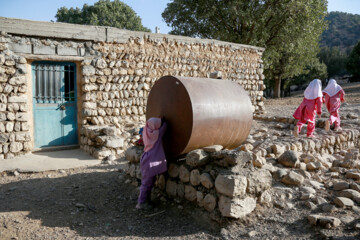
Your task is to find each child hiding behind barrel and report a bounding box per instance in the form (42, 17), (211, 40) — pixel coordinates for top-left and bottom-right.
(136, 117), (167, 209)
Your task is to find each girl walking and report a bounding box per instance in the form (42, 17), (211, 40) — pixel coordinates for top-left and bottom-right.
(293, 79), (323, 138)
(322, 79), (345, 131)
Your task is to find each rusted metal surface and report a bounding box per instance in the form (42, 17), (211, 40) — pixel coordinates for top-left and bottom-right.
(146, 76), (253, 158)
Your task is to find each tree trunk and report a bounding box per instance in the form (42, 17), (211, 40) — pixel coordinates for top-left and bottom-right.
(273, 77), (281, 98)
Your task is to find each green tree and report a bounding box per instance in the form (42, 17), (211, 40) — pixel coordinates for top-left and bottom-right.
(162, 0), (328, 98)
(288, 58), (328, 87)
(56, 0), (150, 32)
(318, 46), (348, 77)
(346, 41), (360, 77)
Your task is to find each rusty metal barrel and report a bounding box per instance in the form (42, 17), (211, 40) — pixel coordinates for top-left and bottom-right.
(146, 76), (253, 158)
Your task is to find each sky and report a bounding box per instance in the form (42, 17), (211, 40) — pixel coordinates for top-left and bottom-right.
(0, 0), (359, 34)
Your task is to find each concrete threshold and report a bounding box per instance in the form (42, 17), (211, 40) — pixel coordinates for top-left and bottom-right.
(0, 148), (101, 173)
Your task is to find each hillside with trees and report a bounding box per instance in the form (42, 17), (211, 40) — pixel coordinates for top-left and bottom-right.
(321, 11), (360, 54)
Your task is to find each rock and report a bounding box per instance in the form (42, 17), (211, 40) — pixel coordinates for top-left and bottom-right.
(308, 215), (341, 228)
(271, 144), (285, 156)
(345, 171), (360, 180)
(186, 149), (209, 167)
(333, 197), (354, 208)
(300, 186), (316, 195)
(125, 146), (143, 163)
(215, 174), (247, 198)
(156, 175), (166, 190)
(179, 165), (190, 183)
(203, 145), (223, 153)
(168, 163), (179, 178)
(200, 173), (214, 189)
(340, 216), (354, 225)
(203, 194), (217, 212)
(218, 196), (256, 219)
(278, 150), (298, 168)
(240, 143), (253, 151)
(273, 169), (288, 181)
(252, 154), (266, 168)
(212, 150), (252, 167)
(338, 189), (360, 203)
(105, 137), (124, 148)
(306, 162), (322, 171)
(247, 231), (258, 237)
(258, 190), (272, 206)
(309, 180), (325, 190)
(246, 169), (272, 195)
(166, 180), (177, 197)
(314, 197), (327, 205)
(300, 193), (313, 200)
(296, 162), (307, 170)
(350, 183), (360, 193)
(322, 203), (336, 213)
(196, 191), (204, 207)
(176, 183), (185, 198)
(333, 181), (349, 191)
(10, 142), (23, 153)
(305, 201), (317, 210)
(184, 185), (197, 202)
(281, 171), (304, 185)
(190, 169), (201, 186)
(300, 153), (315, 163)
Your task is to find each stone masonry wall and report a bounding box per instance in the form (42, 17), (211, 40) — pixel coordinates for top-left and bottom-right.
(0, 17), (265, 160)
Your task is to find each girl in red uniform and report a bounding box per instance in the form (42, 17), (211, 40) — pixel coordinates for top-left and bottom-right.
(293, 79), (323, 138)
(322, 79), (345, 131)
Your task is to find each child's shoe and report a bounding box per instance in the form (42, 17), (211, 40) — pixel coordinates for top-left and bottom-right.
(136, 201), (153, 210)
(325, 120), (330, 132)
(307, 134), (316, 138)
(293, 126), (299, 137)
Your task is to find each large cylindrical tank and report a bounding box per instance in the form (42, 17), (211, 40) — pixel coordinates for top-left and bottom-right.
(146, 76), (253, 158)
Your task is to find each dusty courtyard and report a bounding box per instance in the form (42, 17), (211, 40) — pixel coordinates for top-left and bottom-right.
(1, 82), (360, 240)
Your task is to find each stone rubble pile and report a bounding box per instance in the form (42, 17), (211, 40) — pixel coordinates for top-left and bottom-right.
(124, 123), (360, 224)
(0, 33), (31, 159)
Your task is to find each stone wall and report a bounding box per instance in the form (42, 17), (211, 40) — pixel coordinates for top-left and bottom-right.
(0, 35), (31, 159)
(126, 145), (272, 220)
(0, 17), (265, 160)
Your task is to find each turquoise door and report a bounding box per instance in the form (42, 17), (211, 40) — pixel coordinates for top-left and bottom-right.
(32, 62), (78, 148)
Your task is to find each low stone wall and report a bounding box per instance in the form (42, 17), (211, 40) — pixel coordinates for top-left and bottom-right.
(126, 146), (272, 220)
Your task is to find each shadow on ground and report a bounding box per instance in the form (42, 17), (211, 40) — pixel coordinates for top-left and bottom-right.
(0, 167), (218, 239)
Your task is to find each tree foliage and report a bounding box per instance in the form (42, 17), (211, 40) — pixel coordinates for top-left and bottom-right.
(346, 41), (360, 77)
(162, 0), (328, 98)
(321, 12), (360, 54)
(318, 46), (348, 77)
(55, 0), (150, 32)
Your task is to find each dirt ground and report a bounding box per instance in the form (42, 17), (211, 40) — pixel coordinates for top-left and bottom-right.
(1, 82), (360, 240)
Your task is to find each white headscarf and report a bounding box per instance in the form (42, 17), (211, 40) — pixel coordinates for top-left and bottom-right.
(323, 79), (342, 97)
(304, 79), (322, 100)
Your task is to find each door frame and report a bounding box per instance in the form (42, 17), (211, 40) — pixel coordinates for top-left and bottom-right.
(31, 61), (78, 150)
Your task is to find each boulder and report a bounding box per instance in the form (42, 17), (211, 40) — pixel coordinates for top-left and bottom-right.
(281, 171), (304, 185)
(215, 174), (247, 198)
(278, 150), (298, 168)
(186, 149), (209, 167)
(218, 196), (256, 219)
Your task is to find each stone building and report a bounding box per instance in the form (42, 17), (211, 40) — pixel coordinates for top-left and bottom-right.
(0, 17), (265, 160)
